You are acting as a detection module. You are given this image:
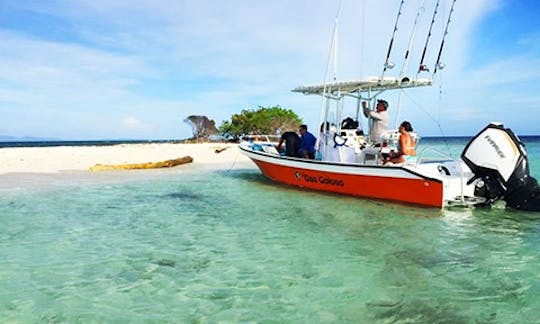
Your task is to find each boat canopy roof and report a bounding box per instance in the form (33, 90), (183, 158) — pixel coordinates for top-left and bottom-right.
(292, 76), (432, 96)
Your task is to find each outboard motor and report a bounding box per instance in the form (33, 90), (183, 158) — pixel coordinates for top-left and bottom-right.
(461, 123), (540, 211)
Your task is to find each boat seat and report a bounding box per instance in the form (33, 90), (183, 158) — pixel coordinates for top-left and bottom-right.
(262, 145), (280, 155)
(356, 146), (382, 165)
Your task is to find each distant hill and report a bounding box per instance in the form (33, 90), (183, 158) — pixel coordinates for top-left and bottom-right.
(0, 135), (61, 142)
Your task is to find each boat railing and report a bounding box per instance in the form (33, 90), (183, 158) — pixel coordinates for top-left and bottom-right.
(241, 134), (280, 143)
(416, 147), (456, 163)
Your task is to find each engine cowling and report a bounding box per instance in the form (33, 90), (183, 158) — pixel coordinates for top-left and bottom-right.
(461, 123), (540, 211)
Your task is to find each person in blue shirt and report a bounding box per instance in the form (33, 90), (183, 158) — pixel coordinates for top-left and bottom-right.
(299, 124), (317, 159)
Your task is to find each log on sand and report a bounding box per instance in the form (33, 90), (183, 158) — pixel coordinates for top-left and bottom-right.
(89, 156), (193, 171)
(214, 147), (228, 154)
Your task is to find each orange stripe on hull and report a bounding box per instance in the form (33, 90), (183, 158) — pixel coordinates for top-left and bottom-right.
(252, 159), (444, 208)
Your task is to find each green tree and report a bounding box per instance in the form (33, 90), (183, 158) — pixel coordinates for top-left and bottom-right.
(219, 106), (302, 137)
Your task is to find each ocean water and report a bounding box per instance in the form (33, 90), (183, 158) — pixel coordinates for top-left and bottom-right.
(1, 138), (540, 322)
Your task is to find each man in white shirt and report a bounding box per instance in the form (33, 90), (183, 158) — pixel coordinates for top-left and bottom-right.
(362, 99), (389, 145)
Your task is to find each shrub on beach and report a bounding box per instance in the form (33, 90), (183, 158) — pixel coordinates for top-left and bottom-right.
(219, 105), (302, 138)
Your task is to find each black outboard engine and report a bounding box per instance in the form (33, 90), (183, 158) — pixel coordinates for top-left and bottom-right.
(461, 123), (540, 211)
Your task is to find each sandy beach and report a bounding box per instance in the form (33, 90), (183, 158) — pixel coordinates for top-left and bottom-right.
(0, 143), (252, 175)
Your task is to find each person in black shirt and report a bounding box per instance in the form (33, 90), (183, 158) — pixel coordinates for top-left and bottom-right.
(276, 131), (301, 157)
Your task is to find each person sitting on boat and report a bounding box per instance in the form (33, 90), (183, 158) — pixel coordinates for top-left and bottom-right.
(299, 124), (317, 159)
(276, 131), (301, 157)
(385, 121), (416, 164)
(362, 99), (389, 146)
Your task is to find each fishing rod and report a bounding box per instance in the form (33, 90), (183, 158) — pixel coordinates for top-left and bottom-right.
(395, 0), (425, 128)
(399, 0), (425, 81)
(416, 0), (440, 77)
(379, 0), (405, 84)
(433, 0), (456, 76)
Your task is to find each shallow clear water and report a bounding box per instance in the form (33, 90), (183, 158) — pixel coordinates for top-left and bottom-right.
(1, 139), (540, 322)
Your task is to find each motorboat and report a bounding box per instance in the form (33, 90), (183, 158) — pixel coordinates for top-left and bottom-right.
(240, 1), (540, 210)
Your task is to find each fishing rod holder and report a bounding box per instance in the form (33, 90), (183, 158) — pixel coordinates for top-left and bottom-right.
(384, 61), (395, 70)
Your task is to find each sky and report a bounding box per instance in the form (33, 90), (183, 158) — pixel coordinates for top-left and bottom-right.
(1, 0), (540, 140)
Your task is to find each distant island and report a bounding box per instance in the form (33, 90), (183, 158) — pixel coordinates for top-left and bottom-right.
(0, 135), (61, 142)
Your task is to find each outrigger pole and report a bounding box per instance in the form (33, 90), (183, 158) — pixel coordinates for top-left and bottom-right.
(379, 0), (405, 84)
(417, 0), (440, 77)
(433, 0), (456, 76)
(317, 0), (343, 158)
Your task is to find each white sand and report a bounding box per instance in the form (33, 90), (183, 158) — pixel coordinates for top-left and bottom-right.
(0, 143), (252, 175)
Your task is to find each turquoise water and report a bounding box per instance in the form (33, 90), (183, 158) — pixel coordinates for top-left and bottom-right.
(1, 138), (540, 322)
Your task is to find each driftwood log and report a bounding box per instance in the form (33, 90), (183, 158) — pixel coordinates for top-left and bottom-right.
(214, 147), (228, 154)
(89, 156), (193, 171)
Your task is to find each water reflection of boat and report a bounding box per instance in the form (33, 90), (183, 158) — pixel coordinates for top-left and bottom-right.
(240, 1), (540, 210)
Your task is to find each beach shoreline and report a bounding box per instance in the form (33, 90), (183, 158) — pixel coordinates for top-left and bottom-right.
(0, 142), (252, 175)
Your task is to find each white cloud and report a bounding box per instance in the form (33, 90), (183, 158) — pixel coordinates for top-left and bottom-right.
(121, 116), (144, 128)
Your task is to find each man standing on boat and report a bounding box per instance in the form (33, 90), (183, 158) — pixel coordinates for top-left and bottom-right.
(299, 124), (316, 159)
(362, 99), (389, 146)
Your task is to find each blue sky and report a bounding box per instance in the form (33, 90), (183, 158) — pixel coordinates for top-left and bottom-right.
(1, 0), (539, 140)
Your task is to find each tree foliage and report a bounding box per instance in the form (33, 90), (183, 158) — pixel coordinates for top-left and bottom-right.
(219, 106), (302, 137)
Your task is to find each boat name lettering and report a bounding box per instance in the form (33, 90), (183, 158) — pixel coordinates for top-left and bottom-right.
(300, 173), (344, 186)
(318, 176), (344, 187)
(303, 174), (318, 183)
(484, 135), (506, 158)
